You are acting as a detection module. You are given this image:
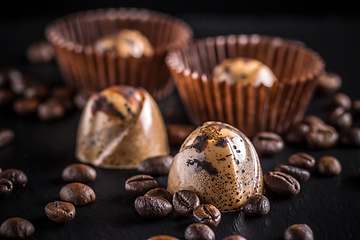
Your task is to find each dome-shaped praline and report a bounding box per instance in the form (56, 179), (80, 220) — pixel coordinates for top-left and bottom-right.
(75, 85), (169, 168)
(167, 121), (263, 212)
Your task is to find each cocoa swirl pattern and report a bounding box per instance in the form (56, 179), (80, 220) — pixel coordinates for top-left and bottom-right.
(167, 121), (264, 212)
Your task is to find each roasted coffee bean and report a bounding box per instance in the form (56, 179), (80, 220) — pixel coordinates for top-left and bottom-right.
(73, 89), (93, 110)
(145, 188), (172, 202)
(331, 92), (351, 110)
(284, 223), (314, 240)
(0, 169), (27, 187)
(316, 71), (342, 95)
(264, 171), (300, 197)
(24, 85), (49, 100)
(274, 165), (310, 183)
(0, 89), (16, 107)
(193, 204), (221, 228)
(62, 163), (97, 183)
(184, 223), (215, 240)
(222, 235), (247, 240)
(13, 98), (40, 116)
(172, 190), (200, 217)
(148, 236), (180, 240)
(305, 123), (339, 149)
(134, 195), (172, 219)
(301, 115), (325, 126)
(166, 124), (197, 146)
(26, 40), (54, 64)
(0, 217), (35, 239)
(317, 156), (342, 176)
(59, 182), (96, 206)
(51, 86), (75, 111)
(45, 201), (76, 223)
(37, 99), (66, 121)
(341, 127), (360, 147)
(353, 99), (360, 114)
(288, 153), (316, 170)
(10, 75), (34, 95)
(0, 178), (13, 198)
(243, 194), (270, 216)
(285, 123), (309, 144)
(125, 174), (158, 196)
(252, 132), (284, 156)
(0, 128), (14, 148)
(326, 106), (352, 130)
(137, 155), (173, 176)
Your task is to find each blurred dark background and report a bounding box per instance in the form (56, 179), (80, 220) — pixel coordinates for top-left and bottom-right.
(0, 0), (359, 21)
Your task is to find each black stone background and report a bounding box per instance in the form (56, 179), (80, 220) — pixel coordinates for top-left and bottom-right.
(1, 2), (360, 239)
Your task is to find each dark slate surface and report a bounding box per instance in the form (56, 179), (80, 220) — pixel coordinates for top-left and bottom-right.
(1, 13), (360, 240)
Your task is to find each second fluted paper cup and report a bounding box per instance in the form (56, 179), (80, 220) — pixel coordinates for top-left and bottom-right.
(45, 8), (193, 101)
(166, 34), (324, 138)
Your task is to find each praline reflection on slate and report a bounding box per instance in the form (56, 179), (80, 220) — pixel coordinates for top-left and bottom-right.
(167, 121), (263, 212)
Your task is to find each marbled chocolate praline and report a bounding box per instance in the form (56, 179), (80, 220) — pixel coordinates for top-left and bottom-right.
(75, 85), (169, 168)
(167, 121), (264, 212)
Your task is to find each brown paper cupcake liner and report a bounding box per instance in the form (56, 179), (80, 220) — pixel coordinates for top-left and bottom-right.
(45, 8), (193, 101)
(166, 34), (324, 138)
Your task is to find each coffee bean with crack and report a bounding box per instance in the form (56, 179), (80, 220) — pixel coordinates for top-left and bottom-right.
(326, 106), (352, 130)
(243, 194), (270, 216)
(264, 171), (300, 197)
(252, 132), (284, 156)
(0, 169), (27, 187)
(125, 174), (158, 196)
(172, 190), (200, 217)
(134, 195), (172, 219)
(331, 92), (351, 110)
(285, 123), (309, 144)
(305, 123), (339, 149)
(274, 165), (310, 183)
(144, 188), (172, 202)
(45, 201), (76, 223)
(288, 153), (316, 170)
(193, 204), (221, 228)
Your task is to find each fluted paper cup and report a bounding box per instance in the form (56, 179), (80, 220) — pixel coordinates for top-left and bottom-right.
(45, 8), (193, 100)
(166, 34), (324, 138)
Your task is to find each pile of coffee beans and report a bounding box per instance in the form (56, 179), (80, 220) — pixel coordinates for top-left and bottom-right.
(0, 168), (32, 239)
(0, 68), (93, 121)
(286, 91), (360, 149)
(44, 163), (97, 223)
(0, 168), (27, 199)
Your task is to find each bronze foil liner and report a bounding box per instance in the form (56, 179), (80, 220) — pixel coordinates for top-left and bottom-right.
(166, 34), (325, 138)
(45, 8), (193, 101)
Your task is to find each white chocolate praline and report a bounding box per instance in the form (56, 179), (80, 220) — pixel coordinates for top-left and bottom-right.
(75, 85), (169, 169)
(167, 121), (264, 212)
(94, 29), (154, 58)
(212, 57), (277, 87)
